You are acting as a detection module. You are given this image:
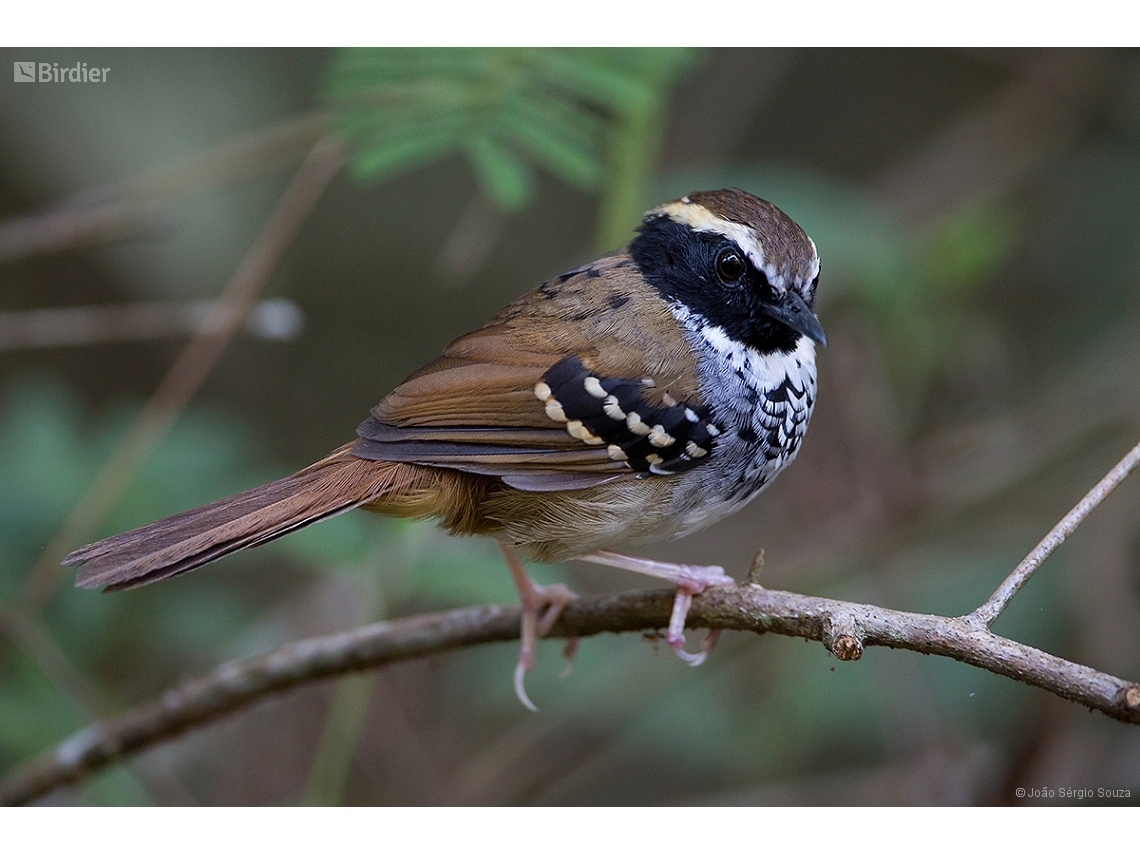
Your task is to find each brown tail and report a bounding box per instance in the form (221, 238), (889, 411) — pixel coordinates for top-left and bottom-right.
(64, 444), (469, 592)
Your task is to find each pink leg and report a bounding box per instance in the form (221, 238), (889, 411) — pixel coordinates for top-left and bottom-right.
(497, 542), (577, 712)
(578, 550), (733, 666)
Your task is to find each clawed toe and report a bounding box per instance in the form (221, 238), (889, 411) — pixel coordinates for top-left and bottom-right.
(499, 543), (581, 712)
(664, 568), (733, 666)
(514, 659), (538, 712)
(560, 637), (580, 678)
(671, 628), (722, 666)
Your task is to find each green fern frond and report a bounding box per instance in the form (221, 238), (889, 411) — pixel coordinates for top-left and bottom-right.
(325, 48), (697, 212)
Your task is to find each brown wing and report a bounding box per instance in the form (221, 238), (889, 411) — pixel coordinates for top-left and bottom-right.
(351, 253), (711, 491)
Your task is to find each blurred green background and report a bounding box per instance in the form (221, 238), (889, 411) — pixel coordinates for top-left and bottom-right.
(0, 47), (1138, 805)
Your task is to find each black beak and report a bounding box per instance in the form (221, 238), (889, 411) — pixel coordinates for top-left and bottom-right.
(761, 289), (827, 347)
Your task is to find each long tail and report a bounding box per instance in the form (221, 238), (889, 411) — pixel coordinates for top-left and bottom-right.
(64, 444), (470, 592)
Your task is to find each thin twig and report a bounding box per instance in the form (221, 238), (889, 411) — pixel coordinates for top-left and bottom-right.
(18, 137), (347, 612)
(967, 438), (1140, 629)
(2, 581), (1137, 806)
(872, 50), (1106, 225)
(433, 190), (506, 287)
(0, 112), (331, 263)
(0, 606), (106, 719)
(0, 299), (304, 350)
(0, 199), (171, 261)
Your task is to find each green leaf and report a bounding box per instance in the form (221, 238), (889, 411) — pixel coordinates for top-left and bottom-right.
(326, 47), (698, 211)
(466, 133), (535, 210)
(350, 130), (459, 181)
(501, 94), (604, 190)
(534, 50), (658, 114)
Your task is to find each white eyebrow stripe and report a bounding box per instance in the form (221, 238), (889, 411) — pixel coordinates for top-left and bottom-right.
(656, 200), (768, 273)
(807, 236), (821, 280)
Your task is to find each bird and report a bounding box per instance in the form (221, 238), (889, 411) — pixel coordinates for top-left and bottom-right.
(64, 188), (826, 711)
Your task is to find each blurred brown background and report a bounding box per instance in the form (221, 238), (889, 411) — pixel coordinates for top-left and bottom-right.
(0, 48), (1138, 806)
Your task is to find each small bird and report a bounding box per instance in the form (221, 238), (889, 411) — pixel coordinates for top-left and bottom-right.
(64, 189), (825, 710)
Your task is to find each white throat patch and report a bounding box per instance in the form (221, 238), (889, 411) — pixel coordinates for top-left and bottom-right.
(667, 300), (818, 391)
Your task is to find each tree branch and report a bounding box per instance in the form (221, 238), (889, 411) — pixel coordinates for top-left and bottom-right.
(2, 578), (1138, 806)
(5, 436), (1139, 805)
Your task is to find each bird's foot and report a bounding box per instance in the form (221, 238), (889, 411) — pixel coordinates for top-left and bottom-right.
(579, 551), (734, 666)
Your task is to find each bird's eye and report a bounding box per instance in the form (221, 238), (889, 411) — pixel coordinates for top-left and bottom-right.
(715, 248), (746, 284)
